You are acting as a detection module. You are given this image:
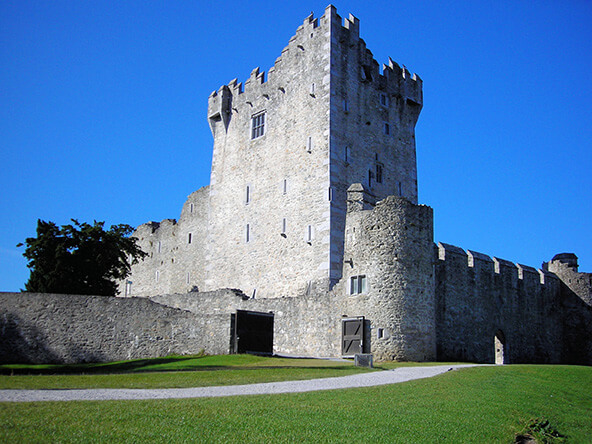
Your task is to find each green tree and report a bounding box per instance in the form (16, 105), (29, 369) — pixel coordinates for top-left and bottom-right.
(18, 219), (147, 296)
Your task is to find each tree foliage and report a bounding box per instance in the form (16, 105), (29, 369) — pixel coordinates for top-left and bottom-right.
(18, 219), (147, 296)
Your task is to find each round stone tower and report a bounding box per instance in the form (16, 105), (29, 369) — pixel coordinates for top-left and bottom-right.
(339, 189), (436, 361)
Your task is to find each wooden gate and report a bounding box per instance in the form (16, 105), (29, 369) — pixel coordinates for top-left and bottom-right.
(230, 310), (274, 355)
(342, 316), (366, 357)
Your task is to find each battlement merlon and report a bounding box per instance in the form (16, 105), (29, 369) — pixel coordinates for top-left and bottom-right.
(437, 242), (558, 286)
(205, 6), (422, 126)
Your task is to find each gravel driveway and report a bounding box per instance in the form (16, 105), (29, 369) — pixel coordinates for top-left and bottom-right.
(0, 364), (481, 402)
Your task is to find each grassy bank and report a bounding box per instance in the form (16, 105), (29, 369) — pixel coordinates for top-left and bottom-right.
(1, 364), (591, 442)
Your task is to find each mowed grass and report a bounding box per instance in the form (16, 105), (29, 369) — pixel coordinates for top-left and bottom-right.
(1, 364), (591, 442)
(0, 354), (374, 389)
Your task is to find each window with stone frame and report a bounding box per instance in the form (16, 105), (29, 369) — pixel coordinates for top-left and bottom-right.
(251, 111), (266, 139)
(350, 275), (367, 294)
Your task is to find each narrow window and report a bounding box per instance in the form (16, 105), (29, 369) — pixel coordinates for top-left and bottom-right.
(307, 136), (313, 153)
(360, 275), (367, 293)
(188, 233), (192, 244)
(245, 185), (251, 204)
(376, 163), (383, 183)
(383, 122), (390, 135)
(251, 111), (266, 139)
(246, 224), (250, 243)
(350, 276), (357, 294)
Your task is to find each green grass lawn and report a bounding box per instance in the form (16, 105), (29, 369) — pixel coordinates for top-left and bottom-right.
(1, 361), (591, 443)
(0, 354), (375, 389)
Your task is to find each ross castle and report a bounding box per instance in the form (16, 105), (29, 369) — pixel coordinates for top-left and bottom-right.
(1, 6), (590, 365)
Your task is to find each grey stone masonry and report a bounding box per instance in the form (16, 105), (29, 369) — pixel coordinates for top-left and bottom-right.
(0, 292), (229, 364)
(124, 6), (423, 300)
(333, 193), (436, 362)
(38, 6), (583, 366)
(435, 244), (563, 364)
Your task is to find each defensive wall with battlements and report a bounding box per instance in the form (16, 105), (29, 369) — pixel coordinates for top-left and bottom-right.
(1, 7), (590, 365)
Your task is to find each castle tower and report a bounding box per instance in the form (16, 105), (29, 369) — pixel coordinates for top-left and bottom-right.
(204, 6), (423, 298)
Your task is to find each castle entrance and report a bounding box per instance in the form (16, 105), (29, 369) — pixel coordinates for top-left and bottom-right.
(494, 330), (506, 364)
(230, 310), (274, 355)
(341, 316), (368, 357)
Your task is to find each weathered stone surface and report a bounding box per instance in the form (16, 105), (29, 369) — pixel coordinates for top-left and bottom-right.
(0, 292), (229, 364)
(2, 8), (590, 365)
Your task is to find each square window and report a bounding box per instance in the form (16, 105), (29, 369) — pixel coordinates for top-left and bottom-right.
(350, 275), (367, 294)
(251, 112), (266, 139)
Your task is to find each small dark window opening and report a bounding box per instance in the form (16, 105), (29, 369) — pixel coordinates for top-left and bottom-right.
(376, 164), (383, 183)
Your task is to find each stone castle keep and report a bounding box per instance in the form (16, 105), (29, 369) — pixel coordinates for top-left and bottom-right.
(1, 6), (590, 365)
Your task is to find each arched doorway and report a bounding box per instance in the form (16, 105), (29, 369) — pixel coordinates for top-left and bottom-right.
(494, 330), (506, 364)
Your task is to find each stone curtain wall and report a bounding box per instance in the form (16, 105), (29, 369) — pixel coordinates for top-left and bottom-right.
(0, 292), (229, 364)
(435, 244), (564, 364)
(153, 289), (342, 357)
(123, 186), (210, 297)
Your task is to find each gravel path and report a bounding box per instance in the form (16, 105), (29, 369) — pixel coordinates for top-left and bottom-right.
(0, 364), (479, 403)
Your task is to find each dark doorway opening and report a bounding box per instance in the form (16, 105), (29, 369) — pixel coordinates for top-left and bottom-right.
(230, 310), (274, 355)
(342, 316), (369, 357)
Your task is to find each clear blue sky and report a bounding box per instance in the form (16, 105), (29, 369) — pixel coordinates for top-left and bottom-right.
(1, 1), (591, 291)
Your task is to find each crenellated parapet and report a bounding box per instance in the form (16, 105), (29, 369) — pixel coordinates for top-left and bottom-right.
(206, 5), (422, 138)
(207, 7), (332, 138)
(437, 242), (557, 287)
(435, 242), (564, 364)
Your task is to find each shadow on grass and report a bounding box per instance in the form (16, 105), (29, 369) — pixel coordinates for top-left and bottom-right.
(0, 355), (368, 376)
